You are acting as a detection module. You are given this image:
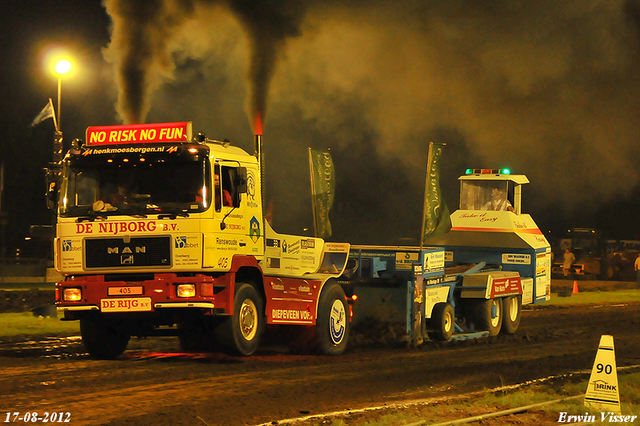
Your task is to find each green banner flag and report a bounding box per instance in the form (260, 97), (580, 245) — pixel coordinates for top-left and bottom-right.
(309, 149), (335, 238)
(421, 142), (451, 244)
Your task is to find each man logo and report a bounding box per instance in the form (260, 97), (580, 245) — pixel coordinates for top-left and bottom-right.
(121, 255), (134, 265)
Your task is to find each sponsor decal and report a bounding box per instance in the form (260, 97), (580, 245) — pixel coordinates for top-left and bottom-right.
(249, 216), (260, 243)
(267, 238), (281, 248)
(215, 237), (238, 246)
(246, 171), (259, 208)
(323, 242), (349, 252)
(330, 300), (346, 344)
(100, 297), (152, 312)
(86, 122), (191, 145)
(301, 239), (316, 249)
(396, 252), (418, 270)
(502, 253), (531, 265)
(286, 239), (300, 255)
(62, 240), (81, 252)
(175, 236), (199, 249)
(75, 221), (179, 235)
(491, 276), (522, 297)
(272, 309), (313, 321)
(424, 251), (445, 272)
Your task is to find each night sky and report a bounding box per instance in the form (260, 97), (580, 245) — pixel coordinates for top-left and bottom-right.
(2, 0), (640, 258)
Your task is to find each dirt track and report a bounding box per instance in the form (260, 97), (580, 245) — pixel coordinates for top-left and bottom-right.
(1, 282), (640, 425)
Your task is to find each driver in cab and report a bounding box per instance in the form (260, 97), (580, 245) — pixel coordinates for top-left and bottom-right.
(482, 187), (514, 212)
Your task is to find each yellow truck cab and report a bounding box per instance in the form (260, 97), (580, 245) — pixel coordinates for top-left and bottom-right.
(54, 122), (350, 358)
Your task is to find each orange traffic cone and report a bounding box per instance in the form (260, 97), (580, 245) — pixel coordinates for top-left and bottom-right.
(572, 280), (579, 294)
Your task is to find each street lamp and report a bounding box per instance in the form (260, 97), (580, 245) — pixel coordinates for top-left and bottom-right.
(54, 59), (72, 133)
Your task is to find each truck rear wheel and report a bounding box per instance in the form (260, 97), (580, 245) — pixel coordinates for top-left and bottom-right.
(427, 302), (454, 341)
(500, 295), (521, 335)
(80, 316), (130, 360)
(315, 282), (349, 356)
(467, 298), (502, 336)
(216, 283), (264, 356)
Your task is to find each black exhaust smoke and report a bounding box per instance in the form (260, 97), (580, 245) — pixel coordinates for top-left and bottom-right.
(103, 0), (306, 126)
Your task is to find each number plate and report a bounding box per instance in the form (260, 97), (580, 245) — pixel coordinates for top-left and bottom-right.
(108, 286), (144, 296)
(100, 297), (152, 312)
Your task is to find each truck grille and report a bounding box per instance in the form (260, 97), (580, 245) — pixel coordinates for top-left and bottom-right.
(85, 236), (171, 269)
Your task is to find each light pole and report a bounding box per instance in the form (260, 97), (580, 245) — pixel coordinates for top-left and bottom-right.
(54, 59), (72, 133)
(52, 59), (71, 164)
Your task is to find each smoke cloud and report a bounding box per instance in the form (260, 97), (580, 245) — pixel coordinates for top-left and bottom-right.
(102, 0), (640, 242)
(103, 0), (306, 126)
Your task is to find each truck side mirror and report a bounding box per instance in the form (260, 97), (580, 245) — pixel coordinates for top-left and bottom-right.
(44, 165), (61, 211)
(236, 167), (248, 193)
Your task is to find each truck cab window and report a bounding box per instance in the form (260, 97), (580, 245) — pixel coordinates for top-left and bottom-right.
(460, 181), (512, 211)
(59, 144), (210, 217)
(214, 165), (241, 212)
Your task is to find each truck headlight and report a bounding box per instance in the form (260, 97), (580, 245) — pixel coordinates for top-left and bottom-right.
(63, 288), (82, 302)
(177, 284), (196, 298)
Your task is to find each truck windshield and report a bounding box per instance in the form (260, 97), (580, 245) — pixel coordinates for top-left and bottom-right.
(58, 144), (211, 218)
(460, 181), (511, 211)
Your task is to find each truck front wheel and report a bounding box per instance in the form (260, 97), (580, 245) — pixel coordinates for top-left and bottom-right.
(216, 283), (264, 356)
(316, 282), (349, 356)
(80, 316), (130, 359)
(500, 295), (521, 334)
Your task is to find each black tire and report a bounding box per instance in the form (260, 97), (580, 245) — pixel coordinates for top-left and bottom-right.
(315, 282), (349, 356)
(80, 316), (130, 360)
(500, 295), (521, 335)
(427, 302), (454, 341)
(215, 283), (264, 356)
(466, 298), (502, 336)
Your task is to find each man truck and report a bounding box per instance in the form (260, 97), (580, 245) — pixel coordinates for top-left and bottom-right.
(54, 122), (350, 359)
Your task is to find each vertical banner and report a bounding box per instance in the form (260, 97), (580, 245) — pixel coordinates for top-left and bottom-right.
(421, 142), (451, 245)
(309, 148), (335, 238)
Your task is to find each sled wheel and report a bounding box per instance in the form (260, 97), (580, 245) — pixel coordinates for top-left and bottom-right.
(500, 295), (521, 334)
(80, 315), (130, 360)
(216, 283), (264, 356)
(468, 298), (502, 336)
(427, 302), (455, 341)
(316, 282), (349, 356)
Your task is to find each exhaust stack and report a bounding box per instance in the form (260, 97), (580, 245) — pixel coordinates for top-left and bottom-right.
(253, 114), (266, 230)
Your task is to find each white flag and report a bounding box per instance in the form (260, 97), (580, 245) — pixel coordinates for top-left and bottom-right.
(31, 100), (55, 127)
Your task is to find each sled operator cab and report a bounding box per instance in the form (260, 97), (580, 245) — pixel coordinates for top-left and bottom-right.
(459, 168), (527, 214)
(424, 168), (551, 305)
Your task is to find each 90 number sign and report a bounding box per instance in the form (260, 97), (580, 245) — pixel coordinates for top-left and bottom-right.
(596, 363), (613, 374)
